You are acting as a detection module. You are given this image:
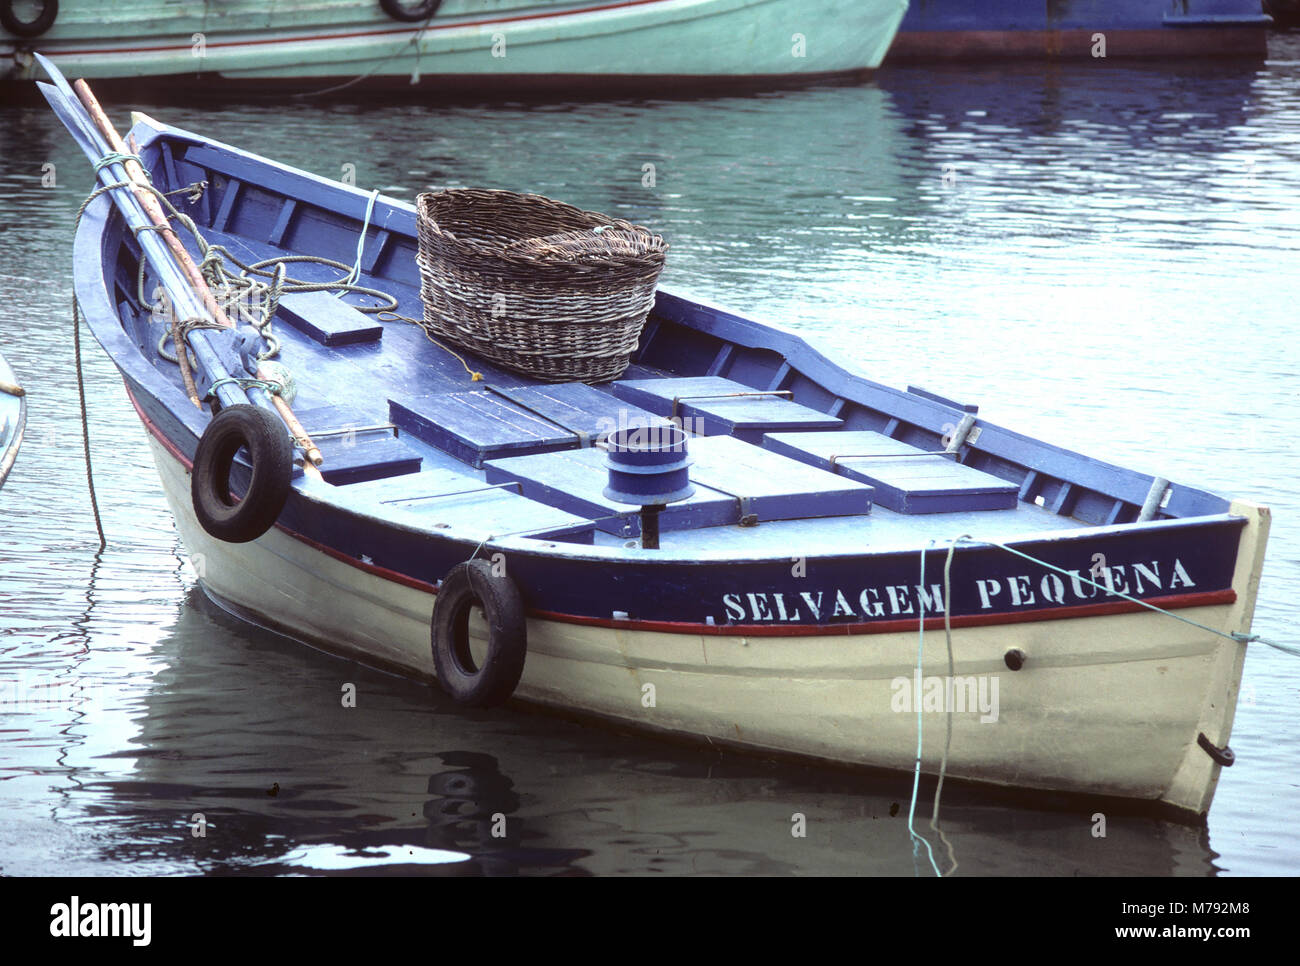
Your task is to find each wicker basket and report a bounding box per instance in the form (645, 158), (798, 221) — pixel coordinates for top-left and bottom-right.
(415, 189), (667, 383)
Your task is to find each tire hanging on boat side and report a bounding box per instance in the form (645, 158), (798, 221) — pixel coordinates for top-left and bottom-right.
(191, 404), (293, 544)
(431, 559), (527, 707)
(378, 0), (441, 23)
(1, 0), (58, 37)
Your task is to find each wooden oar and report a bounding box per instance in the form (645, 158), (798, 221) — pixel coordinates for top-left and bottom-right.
(72, 79), (324, 467)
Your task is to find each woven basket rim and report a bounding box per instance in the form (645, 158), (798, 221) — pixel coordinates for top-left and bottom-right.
(417, 188), (667, 266)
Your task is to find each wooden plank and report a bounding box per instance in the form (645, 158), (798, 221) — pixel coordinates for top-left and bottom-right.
(276, 290), (384, 347)
(764, 431), (1017, 514)
(268, 198), (297, 247)
(289, 404), (422, 485)
(706, 343), (735, 377)
(211, 177), (241, 233)
(390, 391), (577, 469)
(484, 446), (736, 536)
(341, 468), (591, 538)
(490, 383), (671, 446)
(610, 375), (842, 443)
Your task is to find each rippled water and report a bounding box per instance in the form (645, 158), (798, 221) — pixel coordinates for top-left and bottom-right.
(2, 37), (1298, 876)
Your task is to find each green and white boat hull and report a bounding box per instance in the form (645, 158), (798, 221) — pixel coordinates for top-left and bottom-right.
(4, 0), (909, 92)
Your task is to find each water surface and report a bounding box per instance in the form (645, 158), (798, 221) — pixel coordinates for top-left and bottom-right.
(1, 38), (1298, 875)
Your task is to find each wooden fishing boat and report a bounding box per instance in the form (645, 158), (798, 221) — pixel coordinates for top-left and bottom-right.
(2, 0), (909, 95)
(0, 350), (24, 489)
(43, 67), (1269, 821)
(886, 0), (1271, 62)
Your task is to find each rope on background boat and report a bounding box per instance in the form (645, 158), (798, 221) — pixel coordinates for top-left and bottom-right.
(956, 536), (1299, 658)
(289, 7), (440, 97)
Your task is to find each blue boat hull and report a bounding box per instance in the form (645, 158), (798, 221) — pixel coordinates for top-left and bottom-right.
(888, 0), (1271, 60)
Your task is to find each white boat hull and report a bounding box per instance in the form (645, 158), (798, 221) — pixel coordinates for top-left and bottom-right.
(144, 429), (1269, 818)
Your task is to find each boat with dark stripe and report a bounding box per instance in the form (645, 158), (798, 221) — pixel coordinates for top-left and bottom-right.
(58, 107), (1269, 819)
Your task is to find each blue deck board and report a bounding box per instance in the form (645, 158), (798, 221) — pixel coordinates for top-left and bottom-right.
(487, 383), (671, 445)
(337, 466), (591, 539)
(390, 390), (578, 468)
(485, 436), (872, 536)
(276, 290), (384, 347)
(609, 375), (842, 443)
(288, 404), (423, 485)
(764, 430), (1019, 514)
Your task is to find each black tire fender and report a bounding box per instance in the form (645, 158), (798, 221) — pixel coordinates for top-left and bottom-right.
(431, 559), (527, 707)
(379, 0), (441, 23)
(191, 404), (292, 544)
(1, 0), (58, 38)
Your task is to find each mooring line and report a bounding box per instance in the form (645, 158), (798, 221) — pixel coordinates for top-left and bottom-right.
(908, 541), (942, 878)
(72, 296), (106, 551)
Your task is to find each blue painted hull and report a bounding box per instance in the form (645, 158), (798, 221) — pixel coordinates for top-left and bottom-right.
(889, 0), (1271, 59)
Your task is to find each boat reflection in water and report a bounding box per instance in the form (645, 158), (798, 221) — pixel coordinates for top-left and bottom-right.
(52, 589), (1223, 876)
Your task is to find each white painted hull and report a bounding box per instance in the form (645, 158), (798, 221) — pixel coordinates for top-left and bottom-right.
(6, 0), (909, 83)
(146, 433), (1268, 817)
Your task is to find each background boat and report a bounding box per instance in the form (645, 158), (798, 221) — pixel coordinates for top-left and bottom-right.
(0, 349), (24, 489)
(1, 0), (909, 96)
(887, 0), (1271, 61)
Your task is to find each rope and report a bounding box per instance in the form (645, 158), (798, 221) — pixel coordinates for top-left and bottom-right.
(205, 376), (286, 401)
(93, 151), (147, 176)
(68, 183), (136, 550)
(958, 536), (1298, 657)
(930, 534), (967, 877)
(377, 311), (483, 382)
(289, 8), (439, 98)
(345, 188), (380, 287)
(109, 170), (396, 373)
(907, 543), (942, 878)
(72, 296), (106, 551)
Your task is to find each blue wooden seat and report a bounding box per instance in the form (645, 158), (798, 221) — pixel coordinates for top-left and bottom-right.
(291, 405), (422, 485)
(276, 290), (384, 347)
(485, 435), (872, 536)
(338, 466), (591, 540)
(389, 391), (577, 469)
(608, 376), (842, 443)
(763, 431), (1018, 514)
(489, 382), (671, 446)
